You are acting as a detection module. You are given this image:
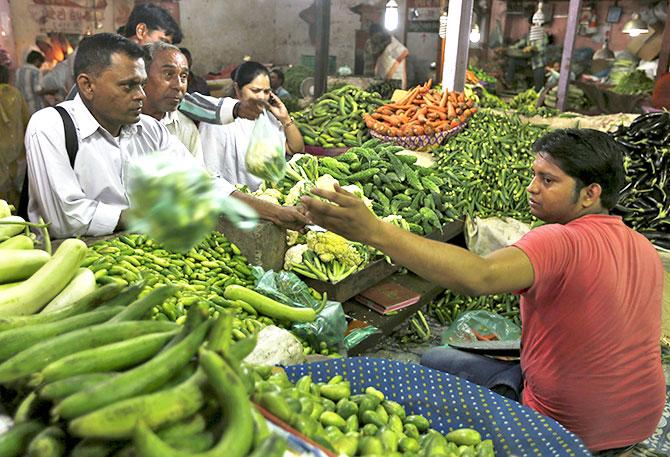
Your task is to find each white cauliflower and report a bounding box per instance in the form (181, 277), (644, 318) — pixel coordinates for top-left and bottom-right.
(286, 230), (304, 246)
(315, 174), (339, 193)
(341, 184), (374, 211)
(255, 194), (280, 205)
(285, 180), (314, 206)
(284, 244), (309, 270)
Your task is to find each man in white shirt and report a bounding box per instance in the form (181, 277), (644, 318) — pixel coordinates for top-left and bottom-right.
(26, 33), (306, 238)
(24, 33), (233, 239)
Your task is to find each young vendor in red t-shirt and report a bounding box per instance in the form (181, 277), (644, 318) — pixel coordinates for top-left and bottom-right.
(300, 129), (665, 454)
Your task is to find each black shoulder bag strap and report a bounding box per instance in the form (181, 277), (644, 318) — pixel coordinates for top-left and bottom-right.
(18, 106), (79, 219)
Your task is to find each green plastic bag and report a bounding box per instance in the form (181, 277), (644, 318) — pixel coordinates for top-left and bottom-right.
(441, 310), (521, 345)
(252, 267), (347, 351)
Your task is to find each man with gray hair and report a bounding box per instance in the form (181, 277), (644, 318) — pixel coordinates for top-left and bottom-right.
(142, 41), (201, 157)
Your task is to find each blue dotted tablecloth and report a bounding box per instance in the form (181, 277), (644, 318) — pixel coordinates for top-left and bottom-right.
(285, 357), (591, 457)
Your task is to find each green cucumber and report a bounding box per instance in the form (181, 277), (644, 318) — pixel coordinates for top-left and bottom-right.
(0, 235), (35, 250)
(36, 330), (178, 385)
(0, 249), (50, 284)
(0, 283), (122, 333)
(27, 426), (65, 457)
(39, 373), (117, 401)
(0, 421), (44, 457)
(41, 268), (96, 313)
(133, 349), (254, 457)
(0, 216), (27, 240)
(0, 306), (123, 363)
(223, 285), (316, 323)
(0, 239), (87, 315)
(69, 368), (207, 439)
(0, 321), (178, 383)
(54, 320), (210, 419)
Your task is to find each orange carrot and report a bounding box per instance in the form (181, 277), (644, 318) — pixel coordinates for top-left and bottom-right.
(447, 101), (456, 119)
(440, 89), (449, 107)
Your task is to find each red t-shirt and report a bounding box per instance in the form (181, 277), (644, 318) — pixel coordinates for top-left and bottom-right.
(513, 214), (664, 451)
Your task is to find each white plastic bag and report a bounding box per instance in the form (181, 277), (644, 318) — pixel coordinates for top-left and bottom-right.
(465, 216), (531, 257)
(245, 112), (286, 183)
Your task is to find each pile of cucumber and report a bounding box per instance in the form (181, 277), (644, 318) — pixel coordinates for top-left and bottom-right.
(254, 370), (495, 456)
(0, 296), (287, 457)
(295, 85), (387, 148)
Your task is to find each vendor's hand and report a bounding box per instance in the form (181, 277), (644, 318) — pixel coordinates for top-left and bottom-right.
(274, 205), (309, 232)
(267, 92), (290, 125)
(235, 98), (266, 120)
(522, 45), (533, 53)
(300, 184), (384, 245)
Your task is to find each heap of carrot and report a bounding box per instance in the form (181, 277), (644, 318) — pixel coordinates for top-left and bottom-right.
(363, 79), (477, 137)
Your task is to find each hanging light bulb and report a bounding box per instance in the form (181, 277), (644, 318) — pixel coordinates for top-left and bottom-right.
(384, 0), (399, 31)
(622, 13), (648, 36)
(470, 24), (481, 43)
(532, 1), (545, 25)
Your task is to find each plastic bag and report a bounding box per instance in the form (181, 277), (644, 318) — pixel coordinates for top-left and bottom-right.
(252, 267), (347, 351)
(126, 153), (258, 252)
(253, 266), (318, 309)
(465, 216), (531, 257)
(441, 310), (521, 345)
(344, 325), (380, 351)
(245, 112), (286, 183)
(292, 301), (348, 353)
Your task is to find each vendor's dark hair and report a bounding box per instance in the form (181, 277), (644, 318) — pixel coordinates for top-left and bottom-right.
(123, 3), (182, 44)
(532, 128), (625, 210)
(232, 61), (270, 89)
(26, 51), (45, 66)
(270, 68), (284, 84)
(74, 33), (145, 77)
(143, 41), (181, 70)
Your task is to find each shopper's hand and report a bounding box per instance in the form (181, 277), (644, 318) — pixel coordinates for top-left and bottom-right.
(300, 184), (383, 245)
(235, 99), (266, 120)
(274, 205), (309, 232)
(267, 92), (290, 125)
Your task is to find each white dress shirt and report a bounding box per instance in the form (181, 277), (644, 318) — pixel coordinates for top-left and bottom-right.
(25, 95), (235, 239)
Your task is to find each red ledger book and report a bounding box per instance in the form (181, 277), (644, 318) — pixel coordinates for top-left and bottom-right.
(355, 281), (421, 315)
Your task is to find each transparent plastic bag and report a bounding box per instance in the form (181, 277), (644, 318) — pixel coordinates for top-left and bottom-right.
(126, 153), (258, 252)
(245, 112), (286, 183)
(441, 310), (521, 345)
(292, 301), (348, 354)
(252, 267), (347, 351)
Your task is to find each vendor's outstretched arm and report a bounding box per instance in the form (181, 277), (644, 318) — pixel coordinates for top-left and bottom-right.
(301, 185), (534, 296)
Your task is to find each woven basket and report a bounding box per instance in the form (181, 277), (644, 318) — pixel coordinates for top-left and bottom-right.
(369, 118), (470, 151)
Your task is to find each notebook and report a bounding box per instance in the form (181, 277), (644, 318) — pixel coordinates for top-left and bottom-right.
(355, 281), (421, 315)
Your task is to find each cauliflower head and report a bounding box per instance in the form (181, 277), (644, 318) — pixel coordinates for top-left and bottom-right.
(285, 180), (314, 206)
(306, 230), (362, 267)
(284, 244), (309, 270)
(286, 230), (305, 247)
(341, 184), (374, 211)
(315, 174), (339, 193)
